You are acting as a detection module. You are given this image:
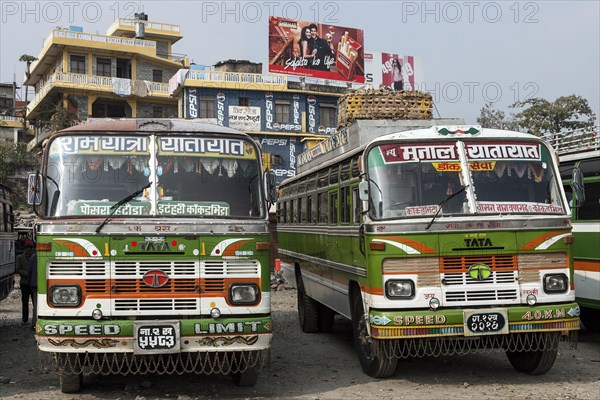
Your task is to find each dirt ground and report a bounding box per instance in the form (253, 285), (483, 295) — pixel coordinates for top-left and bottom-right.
(1, 281), (599, 400)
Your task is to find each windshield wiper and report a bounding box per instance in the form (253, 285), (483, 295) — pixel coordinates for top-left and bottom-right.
(95, 182), (152, 234)
(425, 185), (468, 230)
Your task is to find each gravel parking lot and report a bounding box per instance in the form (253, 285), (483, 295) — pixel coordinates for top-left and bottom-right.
(1, 282), (599, 400)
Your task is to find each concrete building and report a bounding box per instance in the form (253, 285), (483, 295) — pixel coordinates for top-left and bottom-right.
(169, 60), (346, 183)
(0, 83), (27, 144)
(24, 14), (187, 147)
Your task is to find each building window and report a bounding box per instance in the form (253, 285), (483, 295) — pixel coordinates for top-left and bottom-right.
(70, 55), (86, 74)
(153, 106), (163, 118)
(199, 95), (215, 118)
(320, 104), (336, 127)
(275, 101), (290, 124)
(152, 69), (163, 82)
(97, 58), (111, 77)
(239, 97), (249, 107)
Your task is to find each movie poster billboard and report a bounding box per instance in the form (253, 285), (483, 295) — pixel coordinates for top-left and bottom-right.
(268, 16), (365, 83)
(364, 52), (422, 91)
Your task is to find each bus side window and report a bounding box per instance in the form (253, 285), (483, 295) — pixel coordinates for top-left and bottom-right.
(329, 191), (338, 225)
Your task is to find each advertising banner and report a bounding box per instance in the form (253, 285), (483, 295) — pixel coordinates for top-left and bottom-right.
(268, 16), (365, 83)
(228, 106), (261, 131)
(364, 52), (421, 91)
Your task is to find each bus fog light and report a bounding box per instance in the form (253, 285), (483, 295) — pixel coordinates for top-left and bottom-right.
(92, 309), (103, 320)
(49, 285), (81, 307)
(385, 280), (415, 299)
(229, 284), (260, 305)
(544, 274), (568, 294)
(429, 297), (440, 309)
(210, 307), (221, 319)
(526, 294), (537, 306)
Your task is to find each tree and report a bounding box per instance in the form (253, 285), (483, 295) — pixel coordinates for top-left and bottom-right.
(510, 95), (597, 136)
(476, 102), (518, 130)
(19, 54), (37, 124)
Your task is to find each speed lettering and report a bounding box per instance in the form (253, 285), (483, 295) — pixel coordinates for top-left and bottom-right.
(393, 314), (446, 326)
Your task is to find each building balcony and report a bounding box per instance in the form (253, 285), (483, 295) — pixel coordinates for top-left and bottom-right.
(0, 115), (26, 128)
(107, 18), (182, 43)
(183, 70), (289, 91)
(27, 72), (171, 118)
(26, 29), (185, 86)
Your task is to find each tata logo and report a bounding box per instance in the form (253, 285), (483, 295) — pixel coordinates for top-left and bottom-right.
(464, 238), (493, 247)
(143, 270), (169, 288)
(138, 241), (171, 252)
(468, 264), (492, 281)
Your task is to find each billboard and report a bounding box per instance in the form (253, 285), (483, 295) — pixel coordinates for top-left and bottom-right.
(364, 52), (422, 91)
(268, 16), (365, 83)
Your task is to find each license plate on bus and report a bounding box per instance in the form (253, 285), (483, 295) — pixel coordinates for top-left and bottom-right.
(463, 309), (509, 336)
(133, 321), (180, 354)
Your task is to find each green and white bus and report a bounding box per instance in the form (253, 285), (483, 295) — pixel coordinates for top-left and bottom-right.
(556, 128), (600, 332)
(278, 120), (581, 378)
(29, 119), (275, 392)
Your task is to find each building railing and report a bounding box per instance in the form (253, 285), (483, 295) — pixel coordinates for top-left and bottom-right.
(28, 72), (170, 114)
(29, 28), (160, 77)
(187, 70), (288, 86)
(108, 18), (181, 33)
(52, 29), (157, 48)
(0, 115), (24, 122)
(546, 126), (599, 155)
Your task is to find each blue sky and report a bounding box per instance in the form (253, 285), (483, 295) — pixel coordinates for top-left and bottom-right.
(1, 0), (598, 125)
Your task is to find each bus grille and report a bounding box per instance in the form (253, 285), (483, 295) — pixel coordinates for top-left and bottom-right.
(445, 289), (518, 302)
(49, 260), (258, 299)
(440, 255), (516, 272)
(441, 255), (518, 304)
(114, 298), (199, 311)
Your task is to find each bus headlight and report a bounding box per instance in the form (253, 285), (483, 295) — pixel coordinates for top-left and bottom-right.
(49, 285), (81, 307)
(385, 280), (415, 299)
(543, 274), (568, 294)
(229, 284), (260, 305)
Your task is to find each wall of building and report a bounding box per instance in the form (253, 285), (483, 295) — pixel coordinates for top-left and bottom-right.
(136, 102), (178, 118)
(136, 60), (177, 82)
(183, 87), (338, 134)
(70, 95), (88, 120)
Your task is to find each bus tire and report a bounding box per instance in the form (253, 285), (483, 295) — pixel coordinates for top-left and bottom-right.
(352, 293), (397, 378)
(580, 307), (600, 333)
(505, 334), (559, 375)
(232, 367), (259, 387)
(318, 304), (335, 333)
(297, 276), (319, 333)
(59, 370), (82, 393)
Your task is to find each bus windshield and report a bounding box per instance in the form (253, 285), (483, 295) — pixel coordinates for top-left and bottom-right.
(366, 140), (564, 219)
(44, 135), (264, 218)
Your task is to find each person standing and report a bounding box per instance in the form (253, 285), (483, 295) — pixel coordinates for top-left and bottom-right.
(309, 24), (334, 71)
(298, 26), (316, 67)
(391, 57), (404, 91)
(28, 251), (38, 330)
(16, 239), (35, 324)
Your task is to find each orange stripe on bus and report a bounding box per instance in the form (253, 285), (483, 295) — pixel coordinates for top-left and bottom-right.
(386, 236), (437, 254)
(520, 231), (569, 251)
(54, 240), (88, 257)
(574, 260), (600, 273)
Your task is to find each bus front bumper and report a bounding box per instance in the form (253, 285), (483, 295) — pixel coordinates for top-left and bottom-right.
(369, 303), (580, 339)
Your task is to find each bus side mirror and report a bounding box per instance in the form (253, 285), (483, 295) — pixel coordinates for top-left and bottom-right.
(570, 167), (585, 208)
(358, 180), (369, 202)
(265, 171), (277, 204)
(27, 173), (42, 206)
